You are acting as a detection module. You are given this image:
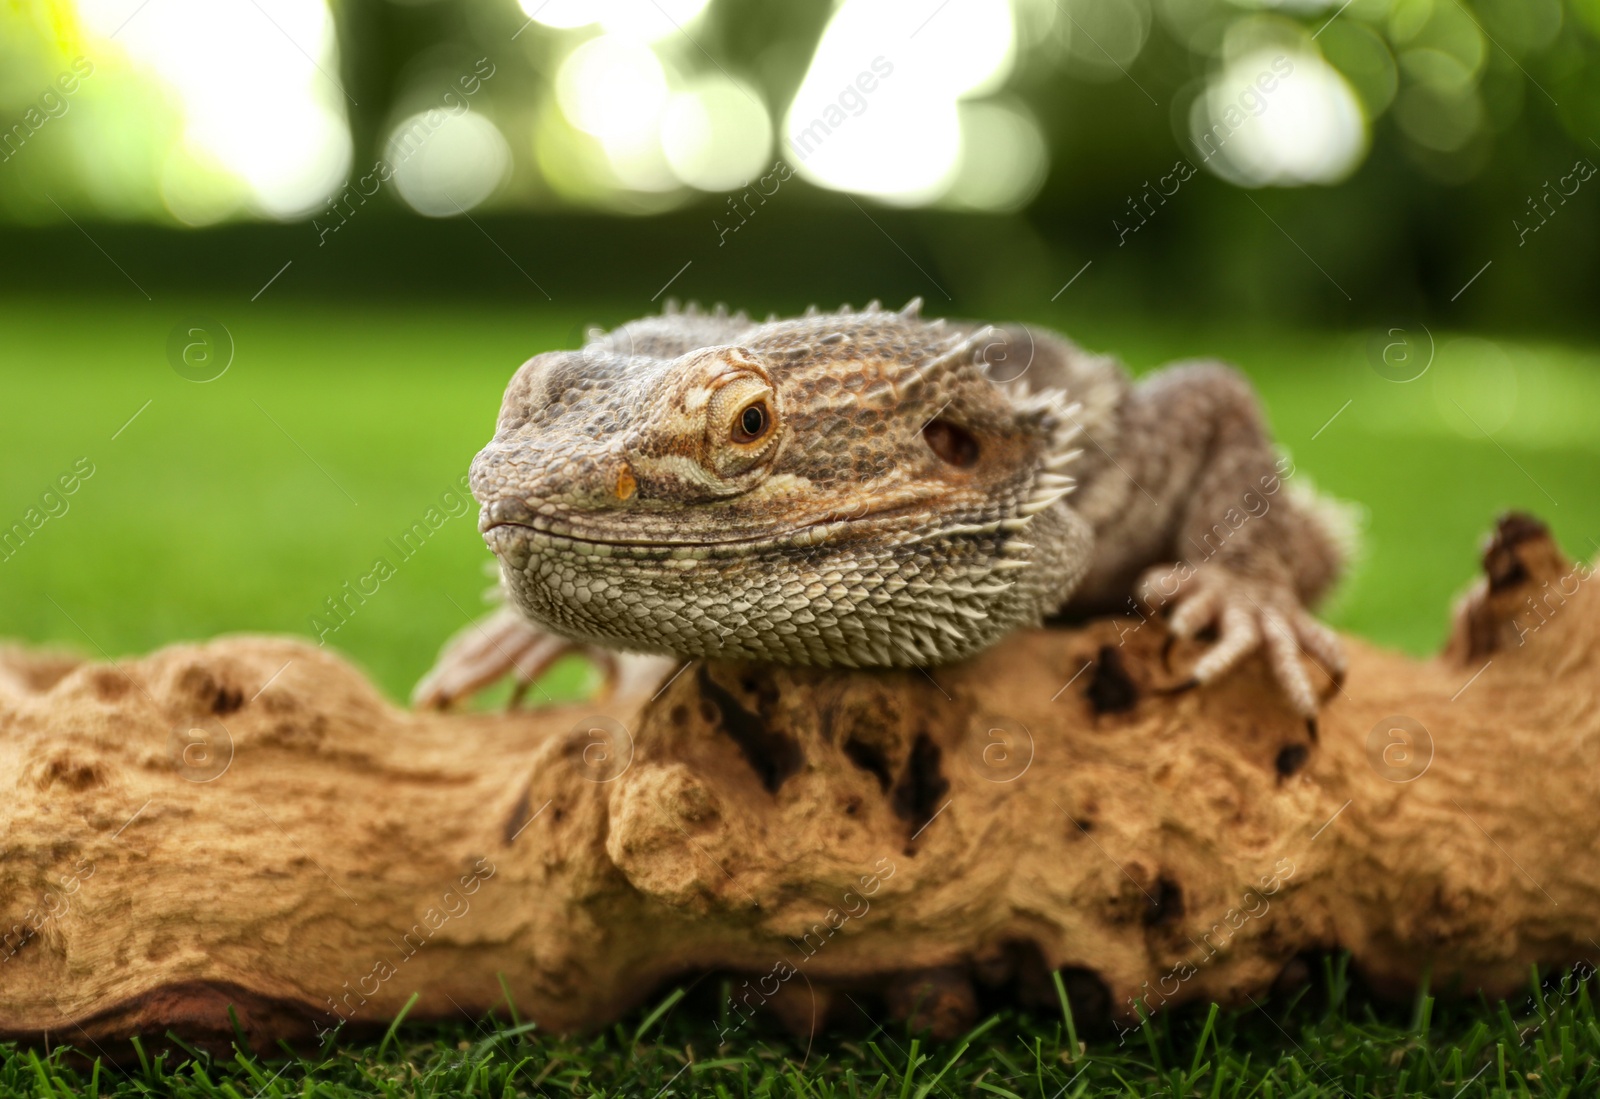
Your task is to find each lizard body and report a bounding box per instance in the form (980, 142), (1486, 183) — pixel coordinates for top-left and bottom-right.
(417, 300), (1348, 718)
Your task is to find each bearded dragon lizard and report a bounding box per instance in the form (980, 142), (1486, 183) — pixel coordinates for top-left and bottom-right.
(414, 300), (1348, 724)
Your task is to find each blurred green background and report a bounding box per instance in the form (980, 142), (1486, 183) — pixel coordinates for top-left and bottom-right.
(3, 4), (1600, 1092)
(2, 0), (1599, 701)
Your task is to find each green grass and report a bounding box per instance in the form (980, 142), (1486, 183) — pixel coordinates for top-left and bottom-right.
(5, 958), (1600, 1097)
(3, 298), (1599, 1096)
(2, 300), (1597, 702)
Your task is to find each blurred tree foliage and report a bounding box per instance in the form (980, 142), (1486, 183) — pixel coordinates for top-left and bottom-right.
(0, 0), (1596, 329)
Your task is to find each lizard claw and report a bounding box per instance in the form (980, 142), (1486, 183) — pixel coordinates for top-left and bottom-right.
(412, 606), (615, 711)
(1156, 676), (1199, 697)
(1137, 563), (1345, 720)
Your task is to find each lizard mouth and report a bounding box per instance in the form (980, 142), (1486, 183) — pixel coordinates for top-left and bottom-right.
(482, 518), (811, 551)
(479, 495), (972, 553)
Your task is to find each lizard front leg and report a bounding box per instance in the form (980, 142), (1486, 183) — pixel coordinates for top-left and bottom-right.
(1070, 361), (1348, 724)
(413, 600), (681, 711)
(411, 604), (613, 710)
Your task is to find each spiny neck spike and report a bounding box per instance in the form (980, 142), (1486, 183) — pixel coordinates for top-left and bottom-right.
(915, 325), (996, 378)
(900, 296), (923, 318)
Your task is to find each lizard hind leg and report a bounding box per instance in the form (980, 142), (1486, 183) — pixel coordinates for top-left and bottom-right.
(411, 605), (619, 711)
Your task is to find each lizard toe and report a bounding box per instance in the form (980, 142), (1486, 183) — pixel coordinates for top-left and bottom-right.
(1292, 612), (1348, 692)
(1136, 563), (1202, 617)
(1260, 606), (1319, 720)
(413, 606), (572, 710)
(1168, 587), (1221, 640)
(1190, 602), (1260, 685)
(1150, 567), (1339, 723)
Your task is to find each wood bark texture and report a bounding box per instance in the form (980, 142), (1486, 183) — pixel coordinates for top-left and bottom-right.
(1, 515), (1595, 1053)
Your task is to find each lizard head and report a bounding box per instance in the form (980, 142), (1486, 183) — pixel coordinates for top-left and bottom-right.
(471, 304), (1090, 667)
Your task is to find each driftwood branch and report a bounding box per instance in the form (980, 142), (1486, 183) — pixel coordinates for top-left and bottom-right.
(1, 514), (1596, 1053)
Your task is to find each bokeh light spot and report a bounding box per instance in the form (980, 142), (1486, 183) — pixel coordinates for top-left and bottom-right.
(387, 110), (511, 217)
(557, 35), (668, 145)
(942, 100), (1049, 211)
(517, 0), (712, 40)
(1191, 48), (1368, 187)
(1057, 0), (1152, 80)
(661, 78), (772, 192)
(784, 0), (1015, 203)
(76, 0), (351, 219)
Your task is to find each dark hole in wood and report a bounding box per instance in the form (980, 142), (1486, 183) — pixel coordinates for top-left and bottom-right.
(1143, 877), (1185, 927)
(1276, 743), (1310, 777)
(502, 785), (533, 846)
(1486, 550), (1529, 593)
(1057, 966), (1114, 1031)
(212, 686), (244, 715)
(973, 942), (1115, 1031)
(891, 732), (950, 836)
(1485, 511), (1547, 592)
(843, 736), (893, 790)
(1086, 645), (1138, 714)
(697, 667), (803, 794)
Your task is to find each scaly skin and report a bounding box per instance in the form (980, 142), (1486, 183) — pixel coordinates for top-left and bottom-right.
(415, 300), (1347, 720)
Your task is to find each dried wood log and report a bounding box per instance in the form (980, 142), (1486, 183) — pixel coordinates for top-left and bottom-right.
(0, 514), (1595, 1054)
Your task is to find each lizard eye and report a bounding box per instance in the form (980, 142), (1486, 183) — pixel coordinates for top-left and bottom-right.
(731, 401), (771, 444)
(704, 370), (781, 481)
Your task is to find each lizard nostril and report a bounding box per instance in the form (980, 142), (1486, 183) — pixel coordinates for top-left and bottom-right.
(613, 463), (637, 502)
